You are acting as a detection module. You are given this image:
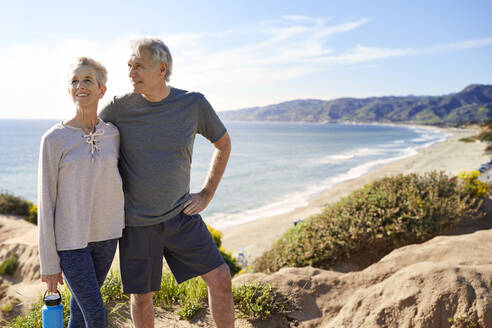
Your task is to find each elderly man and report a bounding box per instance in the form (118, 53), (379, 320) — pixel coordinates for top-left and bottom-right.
(99, 38), (234, 328)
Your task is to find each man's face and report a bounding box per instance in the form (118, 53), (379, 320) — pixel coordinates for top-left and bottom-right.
(127, 49), (166, 95)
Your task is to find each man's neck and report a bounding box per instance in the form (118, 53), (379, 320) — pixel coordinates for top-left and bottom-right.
(142, 84), (171, 103)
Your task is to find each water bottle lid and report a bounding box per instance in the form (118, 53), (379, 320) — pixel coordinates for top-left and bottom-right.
(43, 290), (62, 306)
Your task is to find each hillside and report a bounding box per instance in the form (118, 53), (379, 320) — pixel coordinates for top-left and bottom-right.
(235, 226), (492, 327)
(4, 210), (492, 327)
(219, 84), (492, 124)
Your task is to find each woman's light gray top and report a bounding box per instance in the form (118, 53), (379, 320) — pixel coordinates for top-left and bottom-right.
(38, 120), (124, 275)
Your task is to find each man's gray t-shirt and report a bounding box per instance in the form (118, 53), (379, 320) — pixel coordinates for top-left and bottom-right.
(99, 87), (226, 227)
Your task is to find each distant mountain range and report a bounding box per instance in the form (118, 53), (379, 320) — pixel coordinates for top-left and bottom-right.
(219, 84), (492, 125)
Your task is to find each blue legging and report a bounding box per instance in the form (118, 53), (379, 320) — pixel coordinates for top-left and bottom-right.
(58, 239), (117, 328)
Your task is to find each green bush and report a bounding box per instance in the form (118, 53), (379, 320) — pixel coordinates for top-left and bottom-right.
(0, 191), (37, 225)
(9, 287), (71, 328)
(457, 170), (488, 198)
(0, 255), (19, 276)
(9, 273), (128, 327)
(206, 225), (241, 275)
(207, 224), (222, 248)
(153, 271), (208, 319)
(477, 131), (492, 142)
(100, 270), (127, 305)
(0, 192), (32, 216)
(1, 303), (13, 313)
(24, 205), (37, 225)
(458, 137), (476, 143)
(219, 247), (242, 276)
(8, 269), (290, 324)
(9, 298), (43, 328)
(253, 171), (485, 273)
(448, 316), (481, 328)
(483, 120), (492, 130)
(61, 288), (71, 326)
(233, 283), (290, 320)
(176, 301), (203, 320)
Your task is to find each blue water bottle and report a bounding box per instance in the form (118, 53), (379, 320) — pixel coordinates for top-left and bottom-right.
(42, 290), (63, 328)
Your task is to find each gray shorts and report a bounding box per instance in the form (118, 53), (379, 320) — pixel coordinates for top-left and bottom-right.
(119, 212), (225, 294)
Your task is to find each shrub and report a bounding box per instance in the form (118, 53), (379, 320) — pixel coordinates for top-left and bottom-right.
(458, 137), (476, 143)
(9, 286), (71, 328)
(8, 270), (289, 324)
(219, 247), (242, 276)
(457, 170), (488, 198)
(477, 131), (492, 142)
(176, 301), (203, 320)
(253, 171), (485, 273)
(206, 225), (241, 275)
(207, 224), (222, 248)
(0, 255), (19, 276)
(448, 316), (481, 328)
(100, 270), (127, 305)
(61, 288), (71, 327)
(100, 270), (129, 320)
(0, 192), (32, 216)
(24, 205), (37, 225)
(9, 298), (43, 328)
(153, 271), (208, 319)
(233, 283), (290, 320)
(1, 303), (13, 313)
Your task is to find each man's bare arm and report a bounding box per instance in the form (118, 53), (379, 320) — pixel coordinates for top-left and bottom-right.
(183, 132), (231, 215)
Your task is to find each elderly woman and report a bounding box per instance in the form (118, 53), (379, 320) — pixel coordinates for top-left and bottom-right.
(38, 57), (124, 328)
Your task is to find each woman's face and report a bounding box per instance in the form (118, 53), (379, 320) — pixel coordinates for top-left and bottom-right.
(68, 65), (106, 108)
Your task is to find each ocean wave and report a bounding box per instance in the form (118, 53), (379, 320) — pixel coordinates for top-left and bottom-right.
(320, 147), (418, 187)
(205, 188), (316, 230)
(380, 139), (407, 148)
(412, 137), (432, 142)
(206, 125), (451, 230)
(310, 147), (386, 166)
(206, 144), (428, 230)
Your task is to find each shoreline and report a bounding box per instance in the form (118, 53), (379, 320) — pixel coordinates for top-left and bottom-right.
(209, 122), (448, 230)
(221, 127), (489, 261)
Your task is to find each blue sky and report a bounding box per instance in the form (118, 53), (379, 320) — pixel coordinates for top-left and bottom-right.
(0, 0), (491, 119)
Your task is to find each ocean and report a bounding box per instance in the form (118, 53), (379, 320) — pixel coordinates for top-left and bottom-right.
(0, 119), (448, 230)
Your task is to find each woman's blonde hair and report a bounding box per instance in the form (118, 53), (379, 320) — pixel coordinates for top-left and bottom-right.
(70, 57), (108, 86)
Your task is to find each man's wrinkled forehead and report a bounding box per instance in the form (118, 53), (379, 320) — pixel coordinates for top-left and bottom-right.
(128, 53), (142, 65)
(129, 47), (152, 63)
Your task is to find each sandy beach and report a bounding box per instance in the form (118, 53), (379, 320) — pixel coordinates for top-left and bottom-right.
(222, 127), (490, 261)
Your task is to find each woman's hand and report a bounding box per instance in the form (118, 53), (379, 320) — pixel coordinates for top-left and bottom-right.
(42, 272), (63, 293)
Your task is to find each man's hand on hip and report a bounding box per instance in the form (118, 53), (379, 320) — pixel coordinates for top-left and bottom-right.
(183, 190), (212, 215)
(184, 132), (231, 216)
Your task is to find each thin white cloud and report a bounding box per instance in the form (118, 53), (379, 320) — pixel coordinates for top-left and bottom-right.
(426, 37), (492, 52)
(0, 16), (491, 119)
(312, 37), (492, 65)
(315, 18), (370, 38)
(323, 45), (415, 64)
(171, 17), (369, 77)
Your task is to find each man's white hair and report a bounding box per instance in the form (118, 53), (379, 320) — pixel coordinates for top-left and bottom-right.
(131, 38), (173, 82)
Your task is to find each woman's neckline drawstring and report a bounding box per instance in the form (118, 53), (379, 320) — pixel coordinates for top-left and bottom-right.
(83, 130), (104, 162)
